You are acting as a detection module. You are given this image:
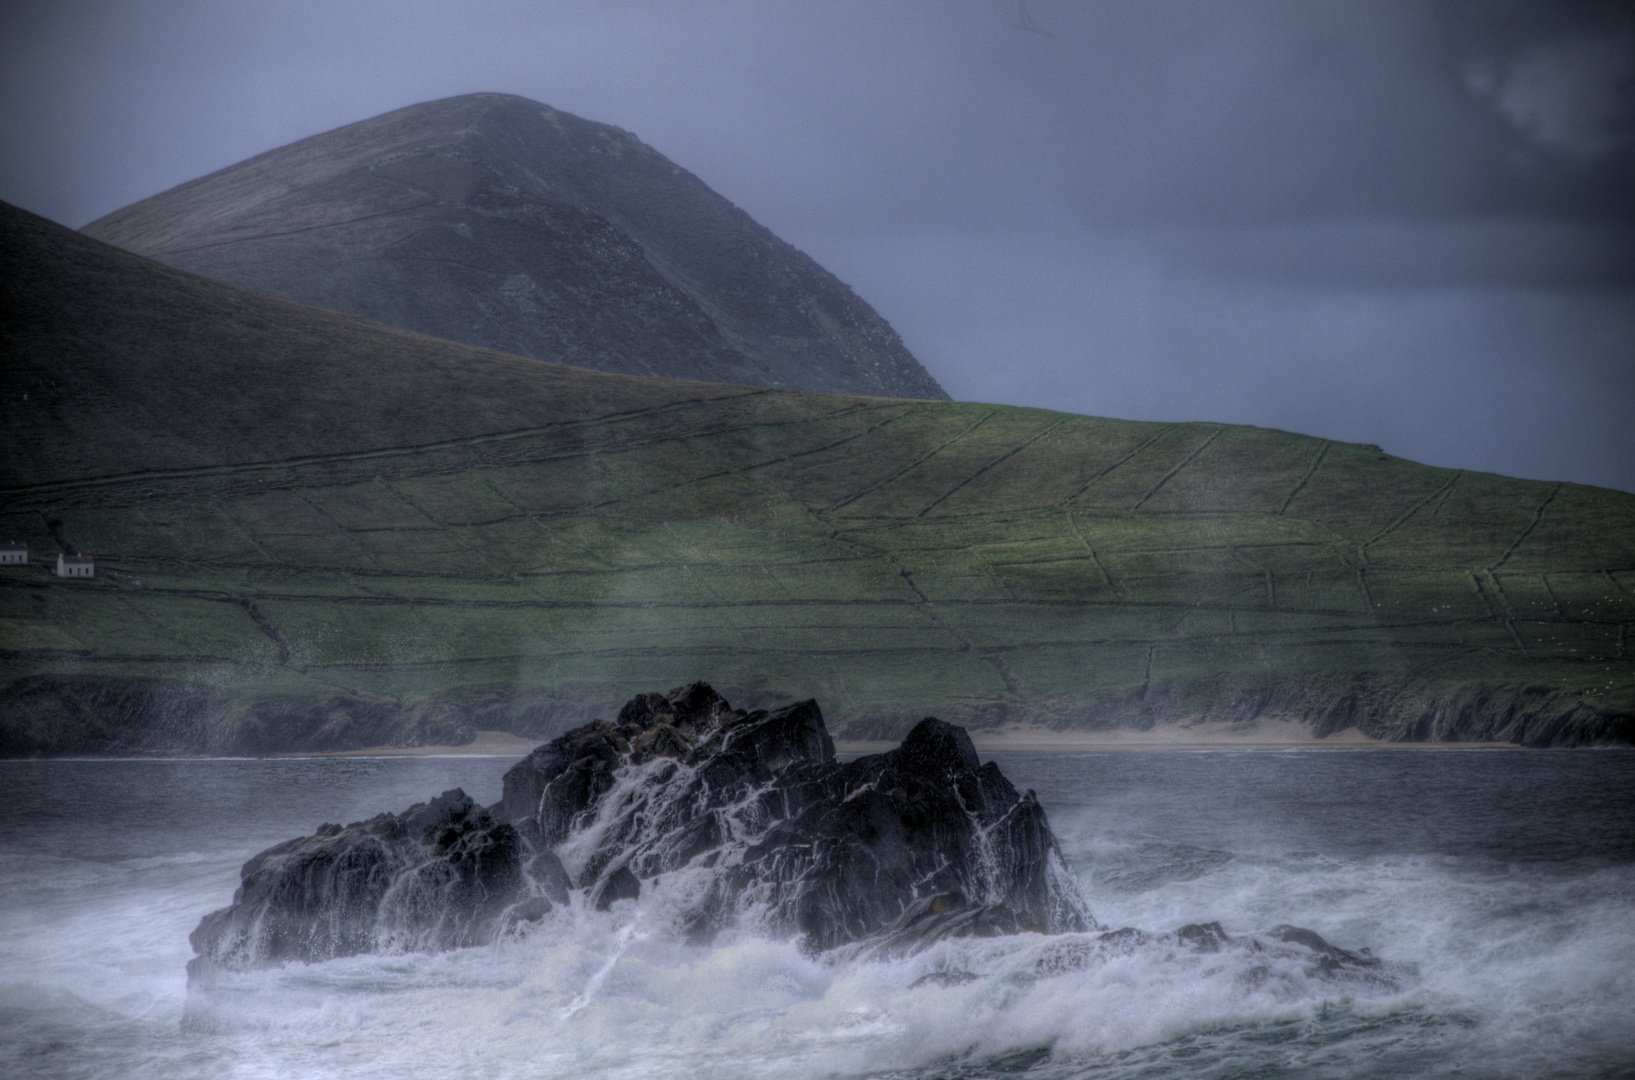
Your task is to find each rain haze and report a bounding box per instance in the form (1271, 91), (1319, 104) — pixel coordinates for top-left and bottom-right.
(2, 0), (1631, 490)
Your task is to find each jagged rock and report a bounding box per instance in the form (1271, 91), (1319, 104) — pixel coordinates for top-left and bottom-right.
(188, 682), (1406, 986)
(1029, 919), (1406, 991)
(1176, 920), (1230, 953)
(591, 865), (641, 911)
(187, 683), (1405, 987)
(1263, 923), (1383, 976)
(500, 682), (1090, 952)
(846, 892), (1061, 961)
(191, 683), (1089, 971)
(189, 788), (567, 973)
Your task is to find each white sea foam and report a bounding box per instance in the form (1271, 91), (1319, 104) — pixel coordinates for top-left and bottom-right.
(2, 754), (1633, 1078)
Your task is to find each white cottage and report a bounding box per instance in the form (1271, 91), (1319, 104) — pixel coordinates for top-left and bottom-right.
(56, 554), (94, 578)
(0, 543), (25, 566)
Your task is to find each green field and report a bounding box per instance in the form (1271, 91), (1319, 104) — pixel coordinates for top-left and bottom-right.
(3, 201), (1633, 751)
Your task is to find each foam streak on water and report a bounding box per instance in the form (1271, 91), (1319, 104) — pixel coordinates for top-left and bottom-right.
(0, 751), (1631, 1079)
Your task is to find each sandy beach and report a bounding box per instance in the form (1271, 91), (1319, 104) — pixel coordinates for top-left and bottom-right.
(841, 717), (1518, 754)
(276, 729), (541, 758)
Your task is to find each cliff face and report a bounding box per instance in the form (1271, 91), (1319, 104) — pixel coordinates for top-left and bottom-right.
(83, 93), (946, 400)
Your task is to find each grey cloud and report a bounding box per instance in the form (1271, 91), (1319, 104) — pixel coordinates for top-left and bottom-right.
(1467, 27), (1635, 161)
(1169, 218), (1635, 291)
(1458, 0), (1634, 160)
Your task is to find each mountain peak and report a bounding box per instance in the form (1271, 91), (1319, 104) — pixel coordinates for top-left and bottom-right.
(83, 94), (947, 399)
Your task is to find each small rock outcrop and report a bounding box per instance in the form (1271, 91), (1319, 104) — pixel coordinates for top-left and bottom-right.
(190, 683), (1088, 971)
(188, 682), (1397, 982)
(1026, 920), (1411, 993)
(189, 788), (570, 973)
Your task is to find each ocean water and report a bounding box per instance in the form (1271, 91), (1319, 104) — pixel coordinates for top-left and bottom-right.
(0, 750), (1632, 1080)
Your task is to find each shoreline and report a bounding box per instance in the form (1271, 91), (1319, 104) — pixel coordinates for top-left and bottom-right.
(273, 729), (541, 758)
(8, 723), (1569, 761)
(267, 720), (1521, 758)
(836, 739), (1523, 753)
(839, 718), (1522, 754)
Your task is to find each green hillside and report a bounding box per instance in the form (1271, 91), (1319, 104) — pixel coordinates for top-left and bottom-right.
(3, 202), (1632, 752)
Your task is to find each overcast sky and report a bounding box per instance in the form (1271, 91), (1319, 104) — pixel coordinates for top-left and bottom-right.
(3, 0), (1631, 491)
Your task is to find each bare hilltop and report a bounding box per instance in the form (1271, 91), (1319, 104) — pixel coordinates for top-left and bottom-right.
(83, 93), (946, 400)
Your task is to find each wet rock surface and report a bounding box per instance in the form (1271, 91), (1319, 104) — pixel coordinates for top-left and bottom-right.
(189, 789), (568, 973)
(1025, 919), (1411, 993)
(502, 682), (1091, 952)
(191, 683), (1087, 970)
(189, 683), (1392, 980)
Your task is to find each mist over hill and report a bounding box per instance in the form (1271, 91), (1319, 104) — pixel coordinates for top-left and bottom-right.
(82, 93), (945, 400)
(3, 200), (1632, 753)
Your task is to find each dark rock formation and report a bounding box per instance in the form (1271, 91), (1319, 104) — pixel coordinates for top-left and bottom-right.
(190, 683), (1088, 971)
(84, 94), (947, 400)
(1029, 920), (1410, 993)
(499, 683), (1090, 952)
(189, 789), (568, 973)
(187, 682), (1401, 981)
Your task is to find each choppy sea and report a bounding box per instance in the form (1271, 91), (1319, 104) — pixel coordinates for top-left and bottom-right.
(1, 749), (1632, 1079)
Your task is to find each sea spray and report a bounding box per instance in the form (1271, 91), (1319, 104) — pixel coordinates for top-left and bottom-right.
(190, 686), (1091, 970)
(6, 739), (1633, 1077)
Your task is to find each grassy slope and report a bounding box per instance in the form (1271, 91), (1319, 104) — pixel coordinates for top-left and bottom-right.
(4, 202), (1633, 751)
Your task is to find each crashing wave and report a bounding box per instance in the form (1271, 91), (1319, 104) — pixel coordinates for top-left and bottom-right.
(188, 683), (1399, 994)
